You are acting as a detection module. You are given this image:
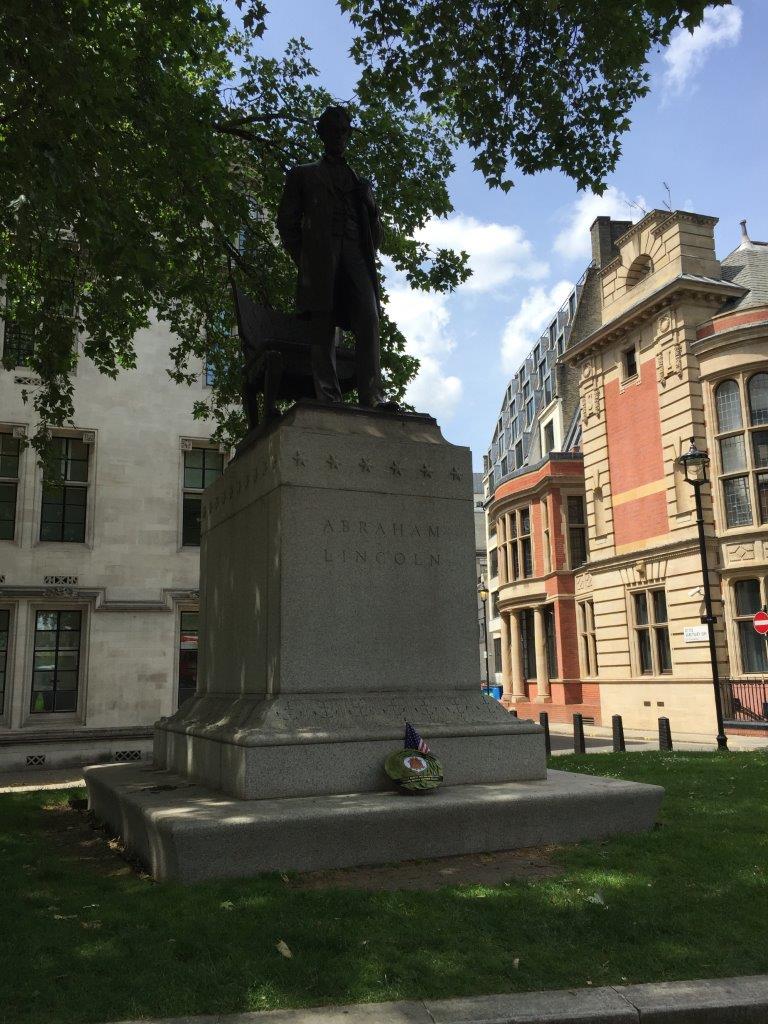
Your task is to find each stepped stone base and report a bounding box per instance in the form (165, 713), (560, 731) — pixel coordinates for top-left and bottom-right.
(83, 762), (664, 884)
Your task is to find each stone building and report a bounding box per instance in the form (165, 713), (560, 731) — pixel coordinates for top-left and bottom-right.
(484, 208), (768, 737)
(482, 280), (595, 720)
(0, 317), (215, 769)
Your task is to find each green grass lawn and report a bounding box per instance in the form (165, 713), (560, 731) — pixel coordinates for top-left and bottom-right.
(2, 751), (768, 1024)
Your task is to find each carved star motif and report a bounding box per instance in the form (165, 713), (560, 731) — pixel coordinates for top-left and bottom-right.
(420, 463), (432, 478)
(326, 454), (340, 470)
(389, 461), (402, 476)
(359, 458), (372, 473)
(450, 467), (462, 481)
(293, 450), (306, 468)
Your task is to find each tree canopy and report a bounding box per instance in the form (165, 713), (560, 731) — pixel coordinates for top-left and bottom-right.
(0, 0), (723, 455)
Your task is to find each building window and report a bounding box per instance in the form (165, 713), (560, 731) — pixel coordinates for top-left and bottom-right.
(500, 507), (533, 582)
(40, 437), (89, 543)
(622, 346), (638, 380)
(578, 599), (598, 677)
(520, 507), (533, 578)
(632, 589), (671, 676)
(544, 605), (558, 679)
(500, 456), (508, 477)
(541, 497), (551, 574)
(30, 610), (82, 713)
(733, 578), (768, 674)
(543, 374), (553, 406)
(514, 439), (523, 468)
(714, 375), (768, 528)
(489, 547), (499, 579)
(520, 608), (536, 680)
(0, 432), (20, 541)
(182, 446), (225, 546)
(2, 320), (35, 368)
(567, 495), (588, 568)
(178, 610), (199, 707)
(543, 420), (555, 454)
(204, 361), (215, 387)
(0, 608), (8, 715)
(493, 637), (501, 675)
(626, 254), (653, 288)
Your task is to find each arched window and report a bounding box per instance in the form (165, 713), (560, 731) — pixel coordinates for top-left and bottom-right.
(748, 373), (768, 426)
(626, 255), (653, 288)
(715, 379), (742, 433)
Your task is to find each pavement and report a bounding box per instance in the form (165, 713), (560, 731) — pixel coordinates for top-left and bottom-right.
(108, 976), (768, 1023)
(548, 724), (768, 755)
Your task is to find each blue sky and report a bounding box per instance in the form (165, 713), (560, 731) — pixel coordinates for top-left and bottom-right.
(251, 1), (768, 467)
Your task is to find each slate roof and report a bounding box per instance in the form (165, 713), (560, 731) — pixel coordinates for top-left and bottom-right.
(721, 242), (768, 310)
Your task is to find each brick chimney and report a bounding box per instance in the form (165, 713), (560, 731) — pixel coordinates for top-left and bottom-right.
(590, 216), (632, 268)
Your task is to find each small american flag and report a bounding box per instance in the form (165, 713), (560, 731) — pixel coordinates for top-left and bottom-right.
(405, 721), (430, 754)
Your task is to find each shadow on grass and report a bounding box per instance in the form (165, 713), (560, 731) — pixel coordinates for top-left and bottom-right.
(2, 751), (768, 1024)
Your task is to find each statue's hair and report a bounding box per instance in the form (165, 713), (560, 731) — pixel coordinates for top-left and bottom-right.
(316, 105), (352, 131)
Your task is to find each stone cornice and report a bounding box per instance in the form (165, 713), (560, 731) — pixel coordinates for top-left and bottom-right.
(562, 275), (745, 365)
(601, 211), (719, 277)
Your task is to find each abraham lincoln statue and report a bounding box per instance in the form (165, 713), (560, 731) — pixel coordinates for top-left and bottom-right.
(276, 104), (389, 408)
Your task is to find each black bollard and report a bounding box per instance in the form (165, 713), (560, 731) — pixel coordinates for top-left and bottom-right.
(612, 714), (626, 752)
(573, 712), (586, 754)
(539, 711), (551, 756)
(658, 716), (673, 751)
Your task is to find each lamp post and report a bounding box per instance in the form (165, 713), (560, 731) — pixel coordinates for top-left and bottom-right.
(477, 576), (490, 692)
(678, 438), (728, 750)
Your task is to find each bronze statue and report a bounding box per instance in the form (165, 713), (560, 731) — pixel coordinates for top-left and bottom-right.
(277, 105), (386, 408)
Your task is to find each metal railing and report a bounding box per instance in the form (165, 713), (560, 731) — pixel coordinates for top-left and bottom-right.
(720, 678), (768, 724)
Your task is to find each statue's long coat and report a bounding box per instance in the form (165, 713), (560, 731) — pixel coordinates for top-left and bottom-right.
(276, 159), (381, 328)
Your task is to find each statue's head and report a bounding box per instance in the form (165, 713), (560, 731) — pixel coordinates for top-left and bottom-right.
(316, 105), (352, 158)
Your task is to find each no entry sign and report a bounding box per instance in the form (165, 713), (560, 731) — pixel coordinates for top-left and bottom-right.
(754, 610), (768, 636)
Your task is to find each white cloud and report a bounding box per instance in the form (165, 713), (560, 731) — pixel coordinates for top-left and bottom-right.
(385, 286), (463, 420)
(662, 5), (742, 95)
(553, 187), (646, 262)
(415, 214), (548, 292)
(500, 281), (574, 375)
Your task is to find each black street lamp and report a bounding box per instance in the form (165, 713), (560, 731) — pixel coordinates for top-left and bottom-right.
(477, 576), (490, 692)
(678, 438), (728, 750)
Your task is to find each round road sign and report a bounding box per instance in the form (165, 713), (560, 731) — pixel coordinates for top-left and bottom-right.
(753, 610), (768, 636)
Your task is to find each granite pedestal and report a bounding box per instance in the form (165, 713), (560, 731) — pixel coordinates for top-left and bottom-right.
(85, 402), (662, 880)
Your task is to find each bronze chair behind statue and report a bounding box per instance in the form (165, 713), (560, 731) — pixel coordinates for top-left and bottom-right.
(231, 285), (357, 429)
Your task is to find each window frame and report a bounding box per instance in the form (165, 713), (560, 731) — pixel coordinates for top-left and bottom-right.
(730, 575), (768, 676)
(0, 430), (22, 543)
(22, 602), (89, 725)
(712, 373), (768, 530)
(0, 604), (13, 724)
(622, 345), (638, 381)
(39, 435), (91, 544)
(631, 587), (672, 677)
(578, 599), (598, 678)
(180, 441), (226, 549)
(176, 605), (200, 708)
(566, 493), (589, 569)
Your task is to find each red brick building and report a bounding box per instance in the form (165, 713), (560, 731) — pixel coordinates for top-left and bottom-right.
(487, 452), (600, 724)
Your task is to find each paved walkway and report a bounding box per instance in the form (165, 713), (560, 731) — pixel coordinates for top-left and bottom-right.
(0, 767), (85, 793)
(109, 975), (768, 1023)
(548, 722), (768, 756)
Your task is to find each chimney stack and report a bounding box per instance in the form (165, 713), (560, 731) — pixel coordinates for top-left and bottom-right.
(590, 216), (632, 268)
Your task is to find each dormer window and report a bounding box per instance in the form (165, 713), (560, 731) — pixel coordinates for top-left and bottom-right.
(626, 254), (653, 288)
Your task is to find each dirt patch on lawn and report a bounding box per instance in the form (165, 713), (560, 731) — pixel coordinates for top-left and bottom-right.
(289, 847), (563, 892)
(40, 800), (146, 879)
